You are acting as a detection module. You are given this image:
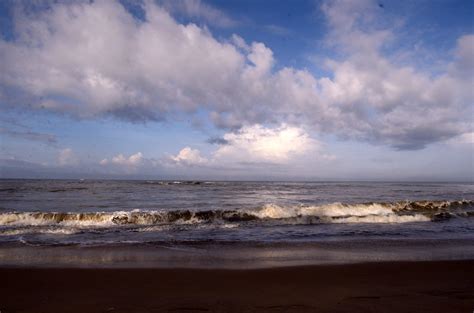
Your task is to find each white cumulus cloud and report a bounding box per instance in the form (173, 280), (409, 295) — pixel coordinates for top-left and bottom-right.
(214, 124), (318, 163)
(169, 147), (207, 166)
(100, 152), (144, 167)
(0, 0), (472, 150)
(58, 148), (78, 166)
(168, 124), (331, 170)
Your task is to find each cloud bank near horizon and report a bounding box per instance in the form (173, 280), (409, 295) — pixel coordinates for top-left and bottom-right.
(96, 124), (329, 173)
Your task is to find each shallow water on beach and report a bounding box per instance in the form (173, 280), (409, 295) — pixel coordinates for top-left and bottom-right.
(1, 239), (474, 268)
(0, 180), (473, 249)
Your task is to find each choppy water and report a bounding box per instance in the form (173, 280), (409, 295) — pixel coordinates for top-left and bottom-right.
(1, 179), (473, 247)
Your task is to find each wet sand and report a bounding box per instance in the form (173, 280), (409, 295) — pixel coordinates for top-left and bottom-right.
(1, 260), (473, 313)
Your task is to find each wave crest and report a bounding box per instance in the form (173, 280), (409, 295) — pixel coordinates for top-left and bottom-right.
(0, 200), (472, 228)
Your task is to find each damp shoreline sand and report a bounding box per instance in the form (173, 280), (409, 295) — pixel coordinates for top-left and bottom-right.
(1, 260), (473, 313)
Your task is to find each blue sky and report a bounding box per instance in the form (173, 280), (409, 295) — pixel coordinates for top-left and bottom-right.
(0, 0), (472, 181)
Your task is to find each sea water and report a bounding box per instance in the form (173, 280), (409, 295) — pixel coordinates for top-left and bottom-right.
(0, 179), (473, 267)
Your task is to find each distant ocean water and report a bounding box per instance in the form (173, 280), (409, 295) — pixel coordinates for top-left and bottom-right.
(1, 179), (473, 248)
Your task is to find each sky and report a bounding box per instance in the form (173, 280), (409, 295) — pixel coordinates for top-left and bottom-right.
(0, 0), (473, 181)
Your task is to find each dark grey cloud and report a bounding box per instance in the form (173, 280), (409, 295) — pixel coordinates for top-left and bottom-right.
(206, 137), (229, 145)
(0, 127), (57, 145)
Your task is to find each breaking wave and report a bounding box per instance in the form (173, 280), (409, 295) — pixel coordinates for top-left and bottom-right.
(0, 200), (472, 229)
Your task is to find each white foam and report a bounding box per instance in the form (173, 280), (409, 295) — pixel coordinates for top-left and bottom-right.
(0, 212), (116, 227)
(219, 223), (239, 229)
(248, 203), (431, 223)
(0, 227), (79, 235)
(300, 203), (394, 217)
(250, 203), (394, 219)
(250, 204), (297, 219)
(332, 214), (430, 224)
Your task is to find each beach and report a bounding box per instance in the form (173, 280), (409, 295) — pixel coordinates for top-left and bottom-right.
(1, 180), (473, 312)
(2, 260), (473, 313)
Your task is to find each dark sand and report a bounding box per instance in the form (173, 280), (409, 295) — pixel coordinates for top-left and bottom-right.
(1, 260), (473, 313)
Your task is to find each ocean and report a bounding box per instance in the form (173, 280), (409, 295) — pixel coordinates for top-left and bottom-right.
(1, 179), (473, 268)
